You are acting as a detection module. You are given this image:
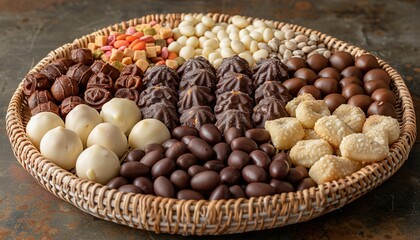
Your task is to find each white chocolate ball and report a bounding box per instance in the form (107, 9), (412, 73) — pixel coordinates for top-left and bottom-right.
(76, 144), (120, 185)
(26, 112), (65, 150)
(65, 104), (102, 148)
(100, 98), (141, 135)
(128, 119), (170, 150)
(87, 123), (128, 158)
(40, 126), (83, 170)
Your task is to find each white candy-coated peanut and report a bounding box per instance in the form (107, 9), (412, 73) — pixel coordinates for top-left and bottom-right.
(226, 24), (239, 34)
(250, 40), (259, 53)
(281, 24), (291, 32)
(253, 19), (266, 28)
(179, 25), (195, 37)
(217, 31), (229, 41)
(198, 36), (207, 48)
(168, 41), (182, 53)
(239, 29), (250, 39)
(186, 36), (199, 48)
(195, 13), (204, 22)
(213, 58), (223, 68)
(172, 28), (181, 40)
(203, 38), (219, 49)
(220, 38), (231, 48)
(232, 15), (248, 28)
(179, 21), (193, 28)
(221, 47), (235, 58)
(179, 45), (195, 60)
(208, 52), (221, 63)
(238, 52), (254, 67)
(285, 40), (297, 50)
(265, 20), (275, 28)
(240, 35), (253, 49)
(255, 26), (266, 34)
(229, 32), (240, 41)
(195, 23), (207, 37)
(295, 34), (308, 43)
(177, 35), (188, 46)
(231, 40), (245, 53)
(201, 15), (215, 28)
(194, 48), (203, 56)
(250, 31), (263, 42)
(263, 28), (274, 42)
(204, 30), (217, 39)
(285, 29), (295, 40)
(183, 15), (195, 23)
(245, 25), (255, 32)
(274, 30), (285, 40)
(212, 25), (225, 34)
(252, 49), (268, 62)
(202, 47), (213, 58)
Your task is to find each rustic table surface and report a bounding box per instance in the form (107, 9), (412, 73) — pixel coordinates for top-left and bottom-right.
(0, 0), (419, 239)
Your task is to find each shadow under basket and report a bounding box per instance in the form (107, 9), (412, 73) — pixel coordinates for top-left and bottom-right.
(5, 13), (416, 235)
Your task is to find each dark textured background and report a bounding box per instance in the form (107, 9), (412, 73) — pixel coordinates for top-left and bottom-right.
(0, 0), (419, 239)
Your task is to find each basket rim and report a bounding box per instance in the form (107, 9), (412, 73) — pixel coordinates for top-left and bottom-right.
(5, 13), (417, 235)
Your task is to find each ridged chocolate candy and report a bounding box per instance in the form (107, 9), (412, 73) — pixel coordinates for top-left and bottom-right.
(71, 48), (93, 65)
(180, 106), (216, 129)
(90, 60), (120, 80)
(84, 87), (112, 110)
(51, 75), (79, 102)
(214, 90), (254, 115)
(216, 72), (253, 96)
(23, 72), (51, 96)
(28, 90), (55, 109)
(253, 57), (288, 86)
(120, 64), (144, 78)
(179, 68), (217, 91)
(114, 88), (140, 103)
(60, 96), (83, 118)
(139, 85), (178, 108)
(87, 73), (114, 92)
(141, 103), (179, 131)
(177, 56), (215, 76)
(216, 55), (252, 79)
(254, 81), (292, 103)
(30, 101), (60, 116)
(252, 98), (289, 128)
(178, 86), (214, 113)
(40, 63), (67, 83)
(66, 63), (93, 87)
(114, 75), (142, 92)
(215, 109), (253, 134)
(143, 65), (179, 89)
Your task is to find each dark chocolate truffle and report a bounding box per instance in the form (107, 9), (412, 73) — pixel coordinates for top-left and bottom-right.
(252, 57), (288, 86)
(363, 69), (391, 86)
(306, 54), (328, 73)
(314, 77), (339, 96)
(139, 85), (178, 108)
(90, 60), (120, 80)
(87, 73), (114, 92)
(28, 90), (55, 109)
(114, 88), (140, 103)
(285, 58), (306, 73)
(371, 88), (396, 105)
(298, 85), (322, 100)
(293, 68), (318, 85)
(178, 86), (214, 113)
(254, 81), (292, 103)
(214, 90), (254, 115)
(66, 63), (93, 87)
(71, 48), (93, 65)
(329, 52), (354, 71)
(84, 87), (112, 110)
(252, 98), (289, 128)
(114, 75), (142, 92)
(23, 72), (51, 96)
(355, 54), (379, 72)
(216, 55), (252, 78)
(282, 78), (307, 96)
(51, 75), (79, 102)
(215, 109), (253, 134)
(216, 72), (253, 96)
(347, 95), (373, 113)
(177, 56), (215, 76)
(180, 106), (216, 129)
(179, 68), (217, 91)
(323, 93), (347, 112)
(31, 101), (60, 116)
(143, 65), (179, 89)
(367, 101), (397, 118)
(318, 67), (340, 80)
(60, 96), (83, 118)
(141, 103), (179, 131)
(120, 64), (144, 78)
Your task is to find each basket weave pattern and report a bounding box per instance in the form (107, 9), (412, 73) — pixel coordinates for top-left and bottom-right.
(6, 13), (416, 235)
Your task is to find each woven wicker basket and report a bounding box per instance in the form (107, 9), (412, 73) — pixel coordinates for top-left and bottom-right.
(6, 13), (416, 235)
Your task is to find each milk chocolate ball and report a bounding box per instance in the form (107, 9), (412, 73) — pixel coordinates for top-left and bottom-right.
(298, 85), (322, 100)
(329, 52), (354, 71)
(314, 77), (339, 96)
(371, 88), (396, 105)
(318, 67), (340, 80)
(341, 84), (365, 100)
(347, 95), (373, 113)
(283, 78), (307, 96)
(286, 58), (306, 73)
(339, 76), (363, 88)
(294, 68), (318, 84)
(364, 80), (388, 96)
(367, 101), (397, 118)
(340, 66), (363, 79)
(363, 68), (391, 86)
(306, 54), (328, 73)
(355, 54), (379, 72)
(323, 93), (347, 112)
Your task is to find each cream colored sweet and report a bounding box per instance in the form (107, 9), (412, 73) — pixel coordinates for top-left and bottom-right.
(26, 112), (65, 150)
(76, 144), (120, 184)
(128, 119), (170, 150)
(65, 104), (102, 148)
(100, 98), (142, 135)
(87, 123), (128, 158)
(40, 126), (83, 170)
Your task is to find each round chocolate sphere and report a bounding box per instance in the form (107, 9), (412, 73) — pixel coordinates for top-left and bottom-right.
(339, 76), (363, 88)
(363, 68), (391, 86)
(294, 68), (318, 85)
(371, 88), (396, 105)
(323, 93), (347, 112)
(314, 77), (339, 96)
(329, 51), (354, 71)
(341, 84), (365, 100)
(283, 78), (307, 96)
(341, 66), (363, 79)
(367, 101), (397, 118)
(318, 67), (340, 80)
(306, 54), (328, 73)
(364, 80), (388, 96)
(286, 58), (306, 73)
(298, 85), (322, 100)
(355, 54), (379, 72)
(347, 94), (373, 113)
